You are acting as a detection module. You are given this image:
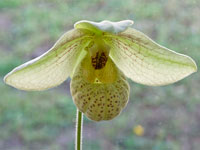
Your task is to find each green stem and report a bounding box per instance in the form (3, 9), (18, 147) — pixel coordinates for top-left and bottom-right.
(76, 109), (83, 150)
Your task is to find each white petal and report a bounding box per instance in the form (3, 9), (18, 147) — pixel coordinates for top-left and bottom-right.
(104, 28), (197, 86)
(4, 29), (92, 91)
(74, 20), (134, 34)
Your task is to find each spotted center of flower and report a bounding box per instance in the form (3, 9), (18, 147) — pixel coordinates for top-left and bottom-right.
(70, 54), (130, 121)
(91, 52), (108, 70)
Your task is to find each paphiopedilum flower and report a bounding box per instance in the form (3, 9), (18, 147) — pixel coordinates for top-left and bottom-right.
(4, 20), (197, 121)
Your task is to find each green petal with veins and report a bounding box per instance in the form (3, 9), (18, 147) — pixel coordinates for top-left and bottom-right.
(4, 29), (92, 91)
(104, 27), (197, 86)
(71, 54), (130, 121)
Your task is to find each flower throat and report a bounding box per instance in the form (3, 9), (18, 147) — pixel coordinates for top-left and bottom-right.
(91, 51), (108, 69)
(86, 38), (110, 70)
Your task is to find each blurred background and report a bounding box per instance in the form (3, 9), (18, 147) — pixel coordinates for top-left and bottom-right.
(0, 0), (200, 150)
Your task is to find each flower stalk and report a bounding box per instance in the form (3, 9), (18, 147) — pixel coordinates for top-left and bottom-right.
(76, 109), (83, 150)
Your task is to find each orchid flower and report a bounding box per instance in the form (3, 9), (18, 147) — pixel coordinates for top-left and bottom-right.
(4, 20), (197, 122)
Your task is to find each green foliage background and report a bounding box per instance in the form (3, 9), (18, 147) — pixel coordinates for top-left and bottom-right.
(0, 0), (199, 150)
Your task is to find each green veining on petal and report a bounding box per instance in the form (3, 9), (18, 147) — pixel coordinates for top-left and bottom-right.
(103, 28), (197, 86)
(4, 29), (92, 90)
(105, 34), (196, 70)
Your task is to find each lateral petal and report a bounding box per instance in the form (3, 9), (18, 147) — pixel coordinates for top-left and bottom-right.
(104, 28), (197, 86)
(4, 29), (92, 91)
